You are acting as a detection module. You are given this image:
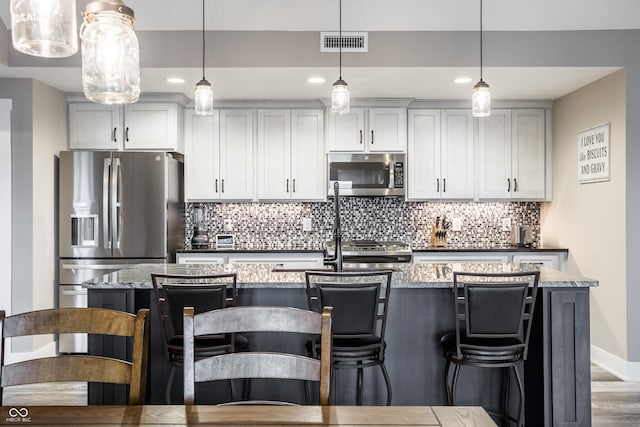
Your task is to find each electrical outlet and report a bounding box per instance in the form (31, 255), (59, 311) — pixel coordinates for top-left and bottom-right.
(223, 220), (232, 232)
(501, 217), (512, 232)
(452, 218), (462, 232)
(302, 217), (312, 232)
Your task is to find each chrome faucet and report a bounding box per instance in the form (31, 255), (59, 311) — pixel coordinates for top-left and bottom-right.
(324, 181), (343, 272)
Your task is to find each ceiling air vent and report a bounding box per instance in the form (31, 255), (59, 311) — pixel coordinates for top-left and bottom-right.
(320, 32), (368, 53)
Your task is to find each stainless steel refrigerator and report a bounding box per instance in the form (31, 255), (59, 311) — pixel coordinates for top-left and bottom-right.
(58, 150), (183, 353)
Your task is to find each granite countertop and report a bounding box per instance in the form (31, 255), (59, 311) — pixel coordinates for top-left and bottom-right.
(178, 246), (568, 253)
(84, 262), (597, 290)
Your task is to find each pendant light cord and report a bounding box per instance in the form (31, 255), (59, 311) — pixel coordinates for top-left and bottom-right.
(201, 0), (206, 80)
(339, 0), (342, 80)
(479, 0), (483, 81)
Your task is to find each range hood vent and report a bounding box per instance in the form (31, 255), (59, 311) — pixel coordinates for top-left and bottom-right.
(320, 32), (368, 52)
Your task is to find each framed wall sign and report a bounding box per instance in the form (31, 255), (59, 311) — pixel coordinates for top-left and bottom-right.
(578, 122), (610, 184)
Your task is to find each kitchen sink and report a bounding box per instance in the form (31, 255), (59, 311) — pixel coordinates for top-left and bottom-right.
(271, 263), (401, 273)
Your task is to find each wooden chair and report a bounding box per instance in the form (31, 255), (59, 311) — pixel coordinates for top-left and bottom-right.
(0, 307), (149, 405)
(305, 270), (393, 405)
(183, 305), (332, 405)
(440, 270), (540, 427)
(151, 273), (247, 403)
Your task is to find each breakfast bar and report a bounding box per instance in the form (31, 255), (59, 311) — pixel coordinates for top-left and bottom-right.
(85, 262), (597, 426)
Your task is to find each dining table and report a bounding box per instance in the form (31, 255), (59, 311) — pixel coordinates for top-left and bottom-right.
(1, 405), (496, 426)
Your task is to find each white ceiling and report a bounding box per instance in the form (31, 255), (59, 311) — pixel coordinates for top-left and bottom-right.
(0, 0), (635, 101)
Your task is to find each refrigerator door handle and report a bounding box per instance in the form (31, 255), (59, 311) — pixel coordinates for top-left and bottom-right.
(103, 158), (112, 249)
(112, 158), (122, 250)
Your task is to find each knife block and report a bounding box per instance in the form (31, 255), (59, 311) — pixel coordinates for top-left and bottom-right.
(429, 225), (447, 247)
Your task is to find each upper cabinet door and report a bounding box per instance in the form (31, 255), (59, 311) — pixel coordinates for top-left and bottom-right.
(440, 109), (474, 199)
(367, 108), (407, 152)
(123, 103), (181, 152)
(257, 110), (291, 200)
(219, 109), (255, 200)
(407, 109), (441, 200)
(69, 103), (122, 150)
(291, 110), (325, 200)
(478, 109), (513, 199)
(512, 109), (545, 199)
(184, 110), (220, 200)
(327, 108), (366, 151)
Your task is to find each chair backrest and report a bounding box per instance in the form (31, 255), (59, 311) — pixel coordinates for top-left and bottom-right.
(183, 305), (332, 406)
(305, 271), (392, 341)
(0, 307), (149, 405)
(452, 270), (540, 360)
(151, 273), (237, 357)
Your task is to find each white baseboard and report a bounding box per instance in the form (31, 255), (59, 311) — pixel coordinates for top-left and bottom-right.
(4, 341), (57, 365)
(591, 345), (640, 381)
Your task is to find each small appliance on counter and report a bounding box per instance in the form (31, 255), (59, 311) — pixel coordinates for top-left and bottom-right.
(191, 204), (209, 249)
(216, 234), (235, 249)
(511, 225), (534, 247)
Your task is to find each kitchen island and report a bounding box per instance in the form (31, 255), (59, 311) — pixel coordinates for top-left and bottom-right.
(85, 263), (596, 426)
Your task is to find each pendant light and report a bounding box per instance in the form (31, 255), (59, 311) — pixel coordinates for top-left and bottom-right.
(80, 0), (140, 104)
(195, 0), (214, 115)
(10, 0), (78, 58)
(472, 0), (491, 117)
(331, 0), (350, 115)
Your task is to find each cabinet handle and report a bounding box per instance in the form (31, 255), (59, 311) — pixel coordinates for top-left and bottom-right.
(443, 178), (446, 193)
(293, 179), (296, 193)
(112, 127), (117, 142)
(514, 178), (518, 192)
(286, 179), (289, 192)
(371, 130), (374, 144)
(221, 179), (225, 193)
(215, 179), (218, 193)
(359, 130), (363, 144)
(125, 127), (129, 142)
(507, 178), (511, 192)
(436, 178), (440, 192)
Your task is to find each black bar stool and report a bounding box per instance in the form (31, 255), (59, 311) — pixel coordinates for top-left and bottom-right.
(440, 270), (540, 427)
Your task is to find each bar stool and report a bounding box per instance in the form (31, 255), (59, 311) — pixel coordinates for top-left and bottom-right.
(440, 270), (540, 427)
(151, 273), (248, 404)
(305, 270), (393, 405)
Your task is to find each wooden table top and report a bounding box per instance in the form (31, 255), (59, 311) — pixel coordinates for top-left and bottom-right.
(1, 405), (496, 426)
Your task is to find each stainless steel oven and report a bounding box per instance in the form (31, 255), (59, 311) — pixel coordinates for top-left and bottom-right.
(328, 153), (405, 197)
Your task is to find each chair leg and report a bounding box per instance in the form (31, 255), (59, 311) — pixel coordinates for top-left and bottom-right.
(166, 364), (176, 404)
(380, 362), (393, 406)
(443, 359), (452, 405)
(451, 363), (461, 406)
(502, 367), (511, 426)
(356, 363), (364, 405)
(512, 365), (525, 427)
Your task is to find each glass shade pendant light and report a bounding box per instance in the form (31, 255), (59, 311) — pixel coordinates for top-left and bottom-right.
(80, 0), (140, 104)
(331, 0), (350, 115)
(472, 0), (491, 117)
(195, 0), (214, 115)
(10, 0), (78, 58)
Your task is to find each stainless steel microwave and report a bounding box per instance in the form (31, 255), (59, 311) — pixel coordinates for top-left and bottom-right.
(328, 153), (405, 197)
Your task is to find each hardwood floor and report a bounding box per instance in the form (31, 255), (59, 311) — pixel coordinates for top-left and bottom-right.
(2, 365), (640, 426)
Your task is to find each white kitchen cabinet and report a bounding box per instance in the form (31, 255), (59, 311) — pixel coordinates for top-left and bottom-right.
(478, 109), (545, 200)
(176, 253), (225, 264)
(512, 253), (566, 271)
(184, 109), (254, 201)
(327, 107), (406, 152)
(68, 102), (183, 152)
(413, 253), (509, 264)
(407, 109), (473, 200)
(257, 109), (325, 201)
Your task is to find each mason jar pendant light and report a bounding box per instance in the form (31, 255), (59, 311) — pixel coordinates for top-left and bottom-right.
(10, 0), (78, 58)
(195, 0), (214, 115)
(80, 0), (140, 104)
(472, 0), (491, 117)
(331, 0), (350, 115)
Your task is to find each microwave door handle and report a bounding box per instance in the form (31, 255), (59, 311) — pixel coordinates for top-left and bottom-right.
(111, 158), (121, 250)
(103, 158), (111, 249)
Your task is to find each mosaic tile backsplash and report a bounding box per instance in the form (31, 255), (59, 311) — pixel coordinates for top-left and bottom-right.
(184, 199), (541, 250)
